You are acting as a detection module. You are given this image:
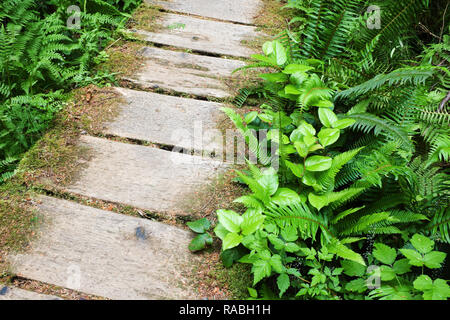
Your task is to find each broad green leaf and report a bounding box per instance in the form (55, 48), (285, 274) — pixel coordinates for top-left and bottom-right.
(302, 172), (322, 192)
(273, 41), (287, 65)
(373, 243), (397, 265)
(318, 108), (338, 127)
(248, 287), (258, 298)
(294, 141), (309, 158)
(341, 260), (366, 277)
(270, 254), (284, 273)
(297, 121), (316, 136)
(258, 113), (273, 123)
(241, 210), (265, 236)
(399, 248), (424, 267)
(259, 72), (288, 83)
(244, 111), (259, 124)
(285, 243), (301, 253)
(188, 233), (213, 252)
(285, 84), (301, 95)
(423, 251), (446, 269)
(410, 234), (434, 254)
(289, 128), (303, 143)
(283, 64), (314, 74)
(285, 160), (304, 178)
(221, 247), (248, 268)
(311, 274), (326, 287)
(265, 223), (278, 234)
(239, 253), (259, 264)
(332, 118), (356, 129)
(251, 53), (277, 67)
(393, 259), (411, 275)
(223, 232), (243, 250)
(413, 275), (433, 291)
(262, 42), (274, 55)
(268, 234), (285, 249)
(422, 279), (450, 300)
(252, 260), (272, 285)
(318, 128), (340, 147)
(187, 218), (211, 233)
(380, 265), (396, 281)
(257, 173), (279, 196)
(345, 278), (367, 293)
(217, 210), (242, 233)
(303, 135), (317, 147)
(290, 71), (309, 86)
(305, 156), (332, 172)
(314, 100), (334, 108)
(214, 223), (230, 241)
(281, 226), (298, 242)
(308, 144), (324, 153)
(414, 276), (450, 300)
(271, 188), (300, 206)
(277, 273), (290, 297)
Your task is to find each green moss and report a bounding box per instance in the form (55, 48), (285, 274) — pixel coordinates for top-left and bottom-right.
(127, 3), (163, 32)
(0, 184), (41, 276)
(212, 262), (253, 299)
(96, 41), (146, 78)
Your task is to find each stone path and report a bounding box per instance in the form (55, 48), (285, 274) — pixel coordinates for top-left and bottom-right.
(5, 0), (263, 300)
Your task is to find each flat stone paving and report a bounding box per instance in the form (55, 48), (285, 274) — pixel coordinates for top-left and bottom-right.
(105, 87), (225, 152)
(127, 46), (245, 98)
(66, 135), (226, 214)
(133, 13), (260, 57)
(7, 0), (263, 300)
(8, 196), (199, 300)
(146, 0), (262, 24)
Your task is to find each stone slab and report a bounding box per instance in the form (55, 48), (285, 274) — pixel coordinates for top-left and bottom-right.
(145, 0), (262, 25)
(128, 46), (245, 98)
(8, 196), (200, 300)
(132, 13), (260, 57)
(66, 135), (226, 214)
(105, 88), (226, 152)
(0, 286), (62, 300)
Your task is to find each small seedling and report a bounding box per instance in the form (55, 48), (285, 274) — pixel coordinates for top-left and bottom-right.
(187, 218), (213, 252)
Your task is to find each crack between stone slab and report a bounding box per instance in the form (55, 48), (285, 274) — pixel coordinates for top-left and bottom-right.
(147, 42), (251, 62)
(88, 132), (221, 161)
(118, 78), (229, 103)
(1, 276), (108, 300)
(33, 187), (194, 226)
(127, 33), (248, 60)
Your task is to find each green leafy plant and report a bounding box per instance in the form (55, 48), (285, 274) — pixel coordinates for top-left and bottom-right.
(187, 218), (213, 252)
(213, 27), (448, 299)
(341, 234), (450, 300)
(0, 0), (142, 181)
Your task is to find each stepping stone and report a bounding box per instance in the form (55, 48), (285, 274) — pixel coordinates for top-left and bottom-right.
(8, 196), (200, 300)
(127, 46), (245, 98)
(132, 13), (260, 57)
(0, 286), (62, 300)
(145, 0), (262, 25)
(65, 135), (226, 214)
(105, 88), (225, 152)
